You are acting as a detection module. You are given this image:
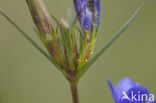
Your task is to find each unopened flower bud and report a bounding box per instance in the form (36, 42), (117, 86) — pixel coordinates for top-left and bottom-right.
(26, 0), (52, 36)
(60, 17), (69, 29)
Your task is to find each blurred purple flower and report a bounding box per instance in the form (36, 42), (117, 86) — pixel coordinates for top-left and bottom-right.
(107, 77), (155, 103)
(73, 0), (100, 31)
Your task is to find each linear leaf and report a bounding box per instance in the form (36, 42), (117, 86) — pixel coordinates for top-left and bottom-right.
(0, 11), (67, 77)
(77, 0), (152, 79)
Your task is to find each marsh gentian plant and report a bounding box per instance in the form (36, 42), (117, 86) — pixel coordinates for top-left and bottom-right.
(0, 0), (152, 103)
(107, 77), (156, 103)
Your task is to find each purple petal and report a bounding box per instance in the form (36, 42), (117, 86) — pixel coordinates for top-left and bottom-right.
(107, 77), (152, 103)
(153, 98), (156, 103)
(125, 84), (150, 103)
(73, 0), (82, 22)
(83, 15), (91, 29)
(94, 0), (100, 27)
(73, 0), (82, 15)
(115, 77), (135, 101)
(150, 95), (156, 103)
(107, 78), (118, 102)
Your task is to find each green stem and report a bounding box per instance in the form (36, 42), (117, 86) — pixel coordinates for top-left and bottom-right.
(70, 80), (79, 103)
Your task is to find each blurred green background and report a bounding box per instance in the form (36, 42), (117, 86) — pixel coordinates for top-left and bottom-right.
(0, 0), (156, 103)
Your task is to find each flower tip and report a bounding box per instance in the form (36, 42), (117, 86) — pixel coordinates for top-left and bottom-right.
(60, 17), (69, 29)
(106, 77), (111, 83)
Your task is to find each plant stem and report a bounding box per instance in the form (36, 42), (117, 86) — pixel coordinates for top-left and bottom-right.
(70, 80), (79, 103)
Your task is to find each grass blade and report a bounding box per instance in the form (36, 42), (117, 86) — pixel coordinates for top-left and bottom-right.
(77, 0), (152, 79)
(0, 11), (67, 77)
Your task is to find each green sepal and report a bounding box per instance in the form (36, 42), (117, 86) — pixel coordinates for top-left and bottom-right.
(51, 14), (61, 31)
(77, 26), (97, 73)
(60, 25), (75, 70)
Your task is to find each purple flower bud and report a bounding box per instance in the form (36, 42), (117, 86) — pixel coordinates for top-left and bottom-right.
(73, 0), (100, 31)
(107, 77), (155, 103)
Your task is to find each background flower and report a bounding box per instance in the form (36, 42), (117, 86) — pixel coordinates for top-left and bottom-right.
(107, 77), (155, 103)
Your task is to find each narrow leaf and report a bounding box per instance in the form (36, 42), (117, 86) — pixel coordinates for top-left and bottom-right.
(0, 11), (67, 77)
(77, 0), (152, 79)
